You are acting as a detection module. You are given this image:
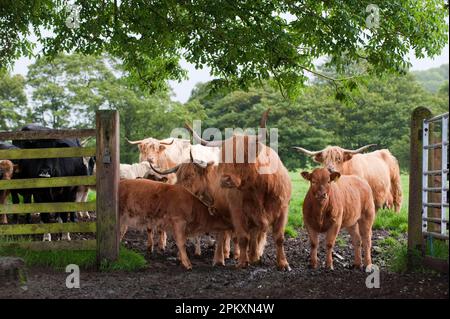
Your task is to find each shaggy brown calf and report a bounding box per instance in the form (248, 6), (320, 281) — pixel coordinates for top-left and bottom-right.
(301, 168), (375, 270)
(0, 160), (15, 224)
(119, 179), (232, 269)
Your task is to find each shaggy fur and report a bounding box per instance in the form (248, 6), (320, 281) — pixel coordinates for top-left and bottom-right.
(189, 134), (292, 270)
(302, 168), (375, 270)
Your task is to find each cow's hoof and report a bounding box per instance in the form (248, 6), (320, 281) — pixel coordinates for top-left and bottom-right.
(61, 233), (71, 241)
(212, 259), (225, 267)
(42, 233), (52, 242)
(351, 264), (363, 271)
(236, 261), (249, 269)
(365, 264), (374, 272)
(325, 265), (334, 271)
(182, 262), (193, 270)
(277, 262), (291, 272)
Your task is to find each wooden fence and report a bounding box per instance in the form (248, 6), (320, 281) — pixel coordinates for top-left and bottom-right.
(0, 110), (119, 265)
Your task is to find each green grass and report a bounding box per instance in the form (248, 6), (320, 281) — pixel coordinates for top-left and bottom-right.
(0, 242), (147, 271)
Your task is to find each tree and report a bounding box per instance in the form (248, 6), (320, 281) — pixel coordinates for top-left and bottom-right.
(27, 53), (115, 128)
(1, 1), (448, 96)
(0, 71), (28, 130)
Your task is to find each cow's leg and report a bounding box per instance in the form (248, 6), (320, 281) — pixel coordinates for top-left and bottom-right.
(347, 223), (362, 269)
(213, 232), (225, 266)
(146, 225), (154, 253)
(232, 235), (240, 260)
(256, 231), (267, 259)
(158, 227), (167, 252)
(358, 216), (373, 270)
(223, 231), (231, 259)
(0, 191), (7, 224)
(306, 226), (319, 269)
(0, 194), (7, 224)
(172, 221), (192, 270)
(248, 229), (261, 264)
(23, 193), (32, 224)
(272, 207), (290, 271)
(236, 234), (250, 269)
(194, 236), (202, 256)
(325, 224), (340, 270)
(119, 223), (128, 241)
(11, 191), (20, 224)
(40, 212), (52, 241)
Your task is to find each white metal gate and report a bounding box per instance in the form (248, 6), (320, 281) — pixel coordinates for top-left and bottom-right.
(422, 112), (449, 243)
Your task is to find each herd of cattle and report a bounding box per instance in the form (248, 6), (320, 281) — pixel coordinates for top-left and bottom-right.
(0, 111), (402, 271)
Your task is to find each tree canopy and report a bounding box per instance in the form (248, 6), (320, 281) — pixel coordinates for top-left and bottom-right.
(1, 1), (448, 96)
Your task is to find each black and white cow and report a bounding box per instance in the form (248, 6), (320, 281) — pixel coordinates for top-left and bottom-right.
(12, 124), (90, 241)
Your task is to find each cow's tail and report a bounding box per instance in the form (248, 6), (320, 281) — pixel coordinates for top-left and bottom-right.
(387, 151), (403, 213)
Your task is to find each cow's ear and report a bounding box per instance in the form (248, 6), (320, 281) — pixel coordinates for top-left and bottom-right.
(301, 171), (311, 181)
(313, 153), (324, 163)
(343, 152), (353, 162)
(330, 171), (341, 182)
(13, 164), (20, 173)
(221, 174), (241, 188)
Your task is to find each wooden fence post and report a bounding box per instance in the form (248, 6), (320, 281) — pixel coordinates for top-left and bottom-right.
(408, 107), (432, 266)
(96, 110), (120, 265)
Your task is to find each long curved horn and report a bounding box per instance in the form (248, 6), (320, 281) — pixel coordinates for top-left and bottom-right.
(149, 162), (181, 175)
(190, 149), (208, 168)
(126, 138), (143, 145)
(80, 136), (93, 147)
(160, 139), (174, 145)
(291, 146), (322, 156)
(257, 108), (270, 141)
(259, 108), (270, 128)
(341, 144), (377, 154)
(185, 123), (223, 147)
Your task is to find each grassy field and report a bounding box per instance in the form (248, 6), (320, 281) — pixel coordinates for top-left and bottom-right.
(0, 239), (147, 271)
(286, 171), (409, 237)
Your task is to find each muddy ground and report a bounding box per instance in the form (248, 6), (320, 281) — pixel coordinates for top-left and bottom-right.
(0, 228), (448, 299)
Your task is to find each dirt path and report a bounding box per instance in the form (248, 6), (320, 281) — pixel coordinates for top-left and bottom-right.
(1, 229), (448, 299)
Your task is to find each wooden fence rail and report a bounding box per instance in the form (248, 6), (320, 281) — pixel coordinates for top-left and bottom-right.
(0, 202), (96, 214)
(0, 129), (96, 140)
(0, 222), (96, 236)
(0, 176), (96, 190)
(0, 147), (96, 160)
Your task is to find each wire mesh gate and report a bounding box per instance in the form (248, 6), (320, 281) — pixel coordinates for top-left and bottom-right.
(422, 112), (449, 242)
(408, 108), (448, 272)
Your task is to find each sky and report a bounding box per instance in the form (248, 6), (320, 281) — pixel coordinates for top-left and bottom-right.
(12, 42), (449, 104)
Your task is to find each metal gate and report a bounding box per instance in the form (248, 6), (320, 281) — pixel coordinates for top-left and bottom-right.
(422, 112), (449, 242)
(408, 108), (448, 273)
